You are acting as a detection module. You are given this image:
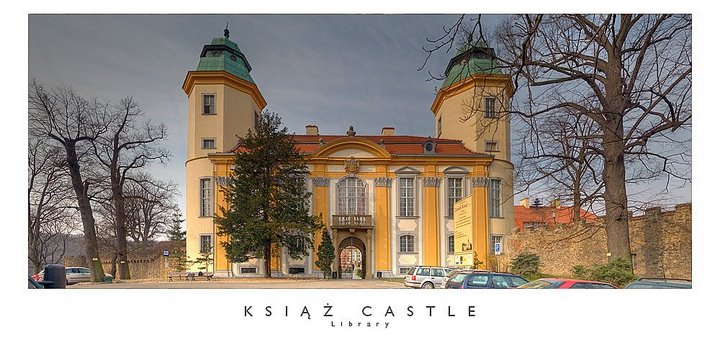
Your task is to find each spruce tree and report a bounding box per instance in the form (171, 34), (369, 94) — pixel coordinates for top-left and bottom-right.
(166, 206), (189, 272)
(315, 228), (335, 279)
(216, 111), (322, 278)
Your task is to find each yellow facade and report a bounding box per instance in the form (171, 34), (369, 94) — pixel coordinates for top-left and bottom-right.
(184, 32), (514, 278)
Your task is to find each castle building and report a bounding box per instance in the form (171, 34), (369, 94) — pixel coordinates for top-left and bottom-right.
(183, 28), (514, 278)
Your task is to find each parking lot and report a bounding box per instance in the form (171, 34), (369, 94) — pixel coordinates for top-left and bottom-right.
(66, 278), (407, 289)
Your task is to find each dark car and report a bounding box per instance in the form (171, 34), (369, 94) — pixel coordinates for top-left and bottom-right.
(624, 278), (691, 289)
(444, 270), (529, 289)
(517, 278), (617, 289)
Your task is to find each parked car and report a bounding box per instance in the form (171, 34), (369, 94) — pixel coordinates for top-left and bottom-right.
(624, 278), (691, 289)
(444, 270), (529, 289)
(35, 267), (113, 285)
(404, 266), (454, 289)
(517, 278), (617, 289)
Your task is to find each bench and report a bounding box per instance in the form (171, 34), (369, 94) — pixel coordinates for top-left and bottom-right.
(168, 272), (214, 281)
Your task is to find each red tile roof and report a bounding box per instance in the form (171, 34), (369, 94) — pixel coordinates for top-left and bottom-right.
(231, 135), (488, 156)
(514, 205), (599, 232)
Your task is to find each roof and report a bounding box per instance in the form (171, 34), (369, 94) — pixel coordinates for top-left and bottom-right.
(513, 205), (599, 231)
(196, 33), (255, 84)
(231, 134), (490, 157)
(442, 40), (503, 89)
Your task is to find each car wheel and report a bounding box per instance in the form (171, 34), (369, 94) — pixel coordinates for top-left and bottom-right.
(421, 282), (434, 289)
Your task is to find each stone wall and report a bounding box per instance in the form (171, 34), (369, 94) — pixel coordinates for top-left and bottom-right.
(64, 256), (167, 279)
(506, 203), (691, 279)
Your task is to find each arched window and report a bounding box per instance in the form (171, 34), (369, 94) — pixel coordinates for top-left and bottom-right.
(337, 177), (367, 215)
(399, 235), (415, 253)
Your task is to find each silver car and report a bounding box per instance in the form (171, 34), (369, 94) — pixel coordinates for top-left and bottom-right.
(404, 266), (453, 289)
(37, 267), (113, 285)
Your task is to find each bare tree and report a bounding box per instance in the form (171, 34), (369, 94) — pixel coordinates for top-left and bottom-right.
(125, 175), (178, 246)
(423, 15), (691, 261)
(92, 98), (169, 280)
(28, 138), (78, 273)
(28, 80), (108, 281)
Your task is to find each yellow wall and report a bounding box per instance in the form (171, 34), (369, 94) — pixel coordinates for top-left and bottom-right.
(472, 185), (490, 270)
(422, 165), (440, 266)
(374, 182), (391, 271)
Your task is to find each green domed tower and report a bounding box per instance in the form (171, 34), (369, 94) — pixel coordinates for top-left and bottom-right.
(182, 27), (267, 277)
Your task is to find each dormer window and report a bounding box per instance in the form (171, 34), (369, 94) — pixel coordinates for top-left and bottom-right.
(230, 55), (237, 62)
(423, 140), (436, 154)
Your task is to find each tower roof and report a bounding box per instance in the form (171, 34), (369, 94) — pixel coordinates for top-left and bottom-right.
(196, 27), (255, 84)
(441, 39), (503, 89)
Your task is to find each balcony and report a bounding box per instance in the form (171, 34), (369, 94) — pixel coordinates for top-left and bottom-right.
(331, 214), (373, 229)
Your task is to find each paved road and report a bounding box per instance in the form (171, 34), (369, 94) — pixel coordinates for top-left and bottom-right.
(67, 278), (408, 289)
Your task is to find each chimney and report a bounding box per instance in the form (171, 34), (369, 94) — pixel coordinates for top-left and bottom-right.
(520, 198), (530, 208)
(551, 199), (561, 208)
(381, 127), (395, 136)
(305, 125), (319, 136)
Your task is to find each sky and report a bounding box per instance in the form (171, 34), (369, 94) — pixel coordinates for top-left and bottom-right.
(28, 14), (691, 222)
(28, 14), (509, 219)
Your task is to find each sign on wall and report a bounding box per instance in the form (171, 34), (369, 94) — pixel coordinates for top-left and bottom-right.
(453, 196), (474, 267)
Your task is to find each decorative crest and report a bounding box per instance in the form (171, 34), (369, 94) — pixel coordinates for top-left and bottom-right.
(344, 156), (360, 174)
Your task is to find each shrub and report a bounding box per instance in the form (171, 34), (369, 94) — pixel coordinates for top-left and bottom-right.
(589, 258), (636, 287)
(571, 265), (591, 280)
(510, 252), (540, 277)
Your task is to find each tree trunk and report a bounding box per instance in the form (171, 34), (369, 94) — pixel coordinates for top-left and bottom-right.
(113, 187), (131, 280)
(264, 244), (272, 278)
(65, 143), (105, 282)
(602, 124), (632, 262)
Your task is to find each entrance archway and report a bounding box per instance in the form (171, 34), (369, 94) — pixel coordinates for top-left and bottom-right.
(337, 236), (366, 280)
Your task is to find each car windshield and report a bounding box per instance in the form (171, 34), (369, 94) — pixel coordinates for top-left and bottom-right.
(449, 273), (468, 283)
(518, 279), (557, 289)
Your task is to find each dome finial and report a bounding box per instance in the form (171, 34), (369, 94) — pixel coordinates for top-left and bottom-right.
(224, 22), (230, 39)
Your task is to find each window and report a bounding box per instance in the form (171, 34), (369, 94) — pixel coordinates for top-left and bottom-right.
(448, 235), (455, 253)
(289, 267), (305, 274)
(399, 267), (413, 274)
(485, 140), (499, 152)
(467, 274), (489, 287)
(399, 177), (415, 217)
(416, 267), (430, 276)
(491, 276), (510, 288)
(254, 111), (260, 129)
(230, 55), (237, 62)
(492, 235), (503, 254)
(437, 116), (442, 136)
(489, 179), (501, 217)
(399, 235), (415, 253)
(240, 267), (256, 274)
(201, 138), (216, 149)
(337, 177), (367, 215)
(484, 97), (496, 118)
(447, 177), (464, 218)
(200, 235), (212, 253)
(510, 276), (529, 287)
(200, 178), (213, 217)
(202, 94), (215, 115)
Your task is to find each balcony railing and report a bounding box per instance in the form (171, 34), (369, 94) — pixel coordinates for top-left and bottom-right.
(331, 214), (373, 228)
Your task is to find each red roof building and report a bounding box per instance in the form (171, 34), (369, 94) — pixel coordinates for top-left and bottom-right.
(514, 199), (599, 232)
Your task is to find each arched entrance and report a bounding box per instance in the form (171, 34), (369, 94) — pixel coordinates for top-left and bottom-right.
(337, 236), (366, 279)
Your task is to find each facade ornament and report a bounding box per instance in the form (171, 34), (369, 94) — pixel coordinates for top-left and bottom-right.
(347, 126), (356, 136)
(422, 177), (442, 187)
(374, 177), (392, 187)
(344, 156), (360, 174)
(215, 176), (231, 187)
(471, 177), (490, 187)
(312, 177), (330, 187)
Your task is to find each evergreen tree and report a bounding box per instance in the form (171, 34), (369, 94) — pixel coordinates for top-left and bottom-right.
(194, 245), (214, 273)
(315, 228), (335, 279)
(216, 111), (322, 278)
(166, 206), (189, 272)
